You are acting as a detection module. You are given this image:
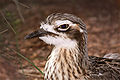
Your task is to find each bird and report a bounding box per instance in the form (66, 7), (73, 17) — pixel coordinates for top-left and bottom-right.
(25, 13), (120, 80)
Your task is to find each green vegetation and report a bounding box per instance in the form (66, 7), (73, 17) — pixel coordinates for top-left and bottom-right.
(0, 10), (44, 78)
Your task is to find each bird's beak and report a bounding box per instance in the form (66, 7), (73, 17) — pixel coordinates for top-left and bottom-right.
(24, 29), (48, 39)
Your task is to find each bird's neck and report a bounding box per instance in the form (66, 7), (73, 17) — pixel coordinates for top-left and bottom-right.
(44, 45), (90, 80)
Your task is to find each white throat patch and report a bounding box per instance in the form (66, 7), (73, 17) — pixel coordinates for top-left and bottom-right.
(39, 35), (77, 48)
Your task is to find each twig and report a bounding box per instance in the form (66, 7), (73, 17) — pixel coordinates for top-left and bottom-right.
(22, 73), (42, 77)
(0, 29), (8, 34)
(0, 11), (16, 34)
(12, 0), (25, 23)
(18, 69), (40, 74)
(18, 2), (30, 8)
(18, 69), (43, 77)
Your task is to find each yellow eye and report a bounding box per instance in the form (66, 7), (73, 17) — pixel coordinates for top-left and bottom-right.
(58, 24), (69, 31)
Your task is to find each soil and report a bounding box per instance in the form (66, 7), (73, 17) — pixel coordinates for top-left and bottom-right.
(0, 0), (120, 80)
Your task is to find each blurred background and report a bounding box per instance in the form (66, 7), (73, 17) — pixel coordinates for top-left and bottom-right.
(0, 0), (120, 80)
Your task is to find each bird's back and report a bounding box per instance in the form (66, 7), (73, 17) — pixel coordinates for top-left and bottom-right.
(88, 56), (120, 80)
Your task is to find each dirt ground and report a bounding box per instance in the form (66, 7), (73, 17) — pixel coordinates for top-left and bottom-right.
(0, 0), (120, 80)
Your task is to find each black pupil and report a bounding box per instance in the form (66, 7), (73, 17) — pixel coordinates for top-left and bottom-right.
(61, 24), (68, 29)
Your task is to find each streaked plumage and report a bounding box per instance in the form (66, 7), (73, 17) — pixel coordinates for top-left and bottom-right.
(25, 13), (120, 80)
(104, 53), (120, 59)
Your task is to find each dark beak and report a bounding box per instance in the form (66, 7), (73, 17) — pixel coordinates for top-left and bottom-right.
(24, 29), (48, 39)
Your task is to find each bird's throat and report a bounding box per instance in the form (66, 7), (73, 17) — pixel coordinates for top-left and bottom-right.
(44, 46), (90, 80)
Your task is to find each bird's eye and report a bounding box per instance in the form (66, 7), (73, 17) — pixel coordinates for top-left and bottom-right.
(57, 24), (70, 31)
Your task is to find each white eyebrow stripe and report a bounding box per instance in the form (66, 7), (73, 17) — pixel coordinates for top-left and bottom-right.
(40, 24), (56, 33)
(40, 24), (67, 36)
(55, 20), (76, 26)
(55, 20), (84, 33)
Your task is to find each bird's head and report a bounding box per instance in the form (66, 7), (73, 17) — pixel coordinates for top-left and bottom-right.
(25, 13), (87, 49)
